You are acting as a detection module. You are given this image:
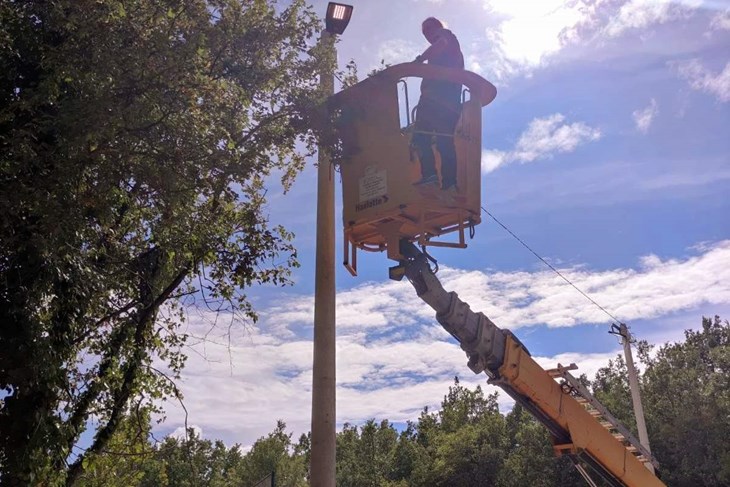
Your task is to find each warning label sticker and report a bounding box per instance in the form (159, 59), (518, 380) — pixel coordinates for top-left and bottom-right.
(359, 167), (387, 202)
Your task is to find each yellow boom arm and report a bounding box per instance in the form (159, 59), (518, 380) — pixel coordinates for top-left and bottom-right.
(398, 241), (665, 487)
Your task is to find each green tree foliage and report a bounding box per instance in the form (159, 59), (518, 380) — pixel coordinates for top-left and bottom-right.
(389, 423), (430, 486)
(76, 420), (308, 487)
(499, 404), (584, 487)
(338, 378), (583, 487)
(428, 379), (508, 487)
(137, 429), (244, 487)
(74, 407), (162, 487)
(641, 316), (730, 487)
(145, 421), (308, 487)
(0, 1), (329, 484)
(238, 420), (309, 487)
(336, 420), (399, 487)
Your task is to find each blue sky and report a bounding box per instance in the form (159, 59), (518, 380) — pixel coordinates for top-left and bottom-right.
(157, 0), (730, 447)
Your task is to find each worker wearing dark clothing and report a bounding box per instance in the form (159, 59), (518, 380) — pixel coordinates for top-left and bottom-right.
(412, 17), (464, 191)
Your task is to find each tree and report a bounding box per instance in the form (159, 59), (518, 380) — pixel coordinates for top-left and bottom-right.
(139, 428), (244, 487)
(420, 378), (509, 487)
(499, 404), (584, 487)
(438, 377), (499, 433)
(85, 419), (307, 487)
(74, 406), (163, 487)
(0, 1), (329, 484)
(335, 420), (399, 487)
(641, 316), (730, 487)
(389, 423), (431, 487)
(237, 420), (308, 487)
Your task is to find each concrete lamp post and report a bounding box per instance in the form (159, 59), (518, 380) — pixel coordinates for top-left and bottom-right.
(310, 3), (353, 487)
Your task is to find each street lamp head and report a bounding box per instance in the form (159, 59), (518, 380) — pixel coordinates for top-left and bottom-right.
(325, 2), (353, 35)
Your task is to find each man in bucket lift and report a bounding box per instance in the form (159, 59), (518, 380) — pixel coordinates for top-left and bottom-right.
(412, 17), (464, 192)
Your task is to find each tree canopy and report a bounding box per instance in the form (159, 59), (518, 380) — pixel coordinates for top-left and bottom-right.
(0, 0), (330, 484)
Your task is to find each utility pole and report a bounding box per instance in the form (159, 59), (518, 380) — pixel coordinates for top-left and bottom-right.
(310, 27), (337, 487)
(310, 5), (353, 487)
(613, 323), (655, 474)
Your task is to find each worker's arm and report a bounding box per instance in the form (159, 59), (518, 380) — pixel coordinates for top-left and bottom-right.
(414, 30), (450, 63)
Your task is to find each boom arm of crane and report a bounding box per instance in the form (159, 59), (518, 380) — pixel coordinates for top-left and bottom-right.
(397, 240), (665, 487)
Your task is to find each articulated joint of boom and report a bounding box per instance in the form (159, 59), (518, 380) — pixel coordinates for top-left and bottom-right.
(396, 239), (521, 377)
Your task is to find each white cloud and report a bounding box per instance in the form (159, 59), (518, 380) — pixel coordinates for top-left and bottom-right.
(633, 98), (659, 133)
(481, 149), (508, 173)
(512, 114), (602, 161)
(602, 0), (692, 37)
(709, 8), (730, 31)
(671, 59), (730, 102)
(439, 240), (730, 328)
(157, 240), (730, 448)
(477, 0), (595, 79)
(262, 240), (730, 333)
(476, 0), (708, 81)
(481, 113), (601, 173)
(263, 281), (429, 336)
(485, 0), (587, 67)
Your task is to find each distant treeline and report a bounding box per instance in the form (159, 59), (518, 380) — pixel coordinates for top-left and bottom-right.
(75, 316), (729, 487)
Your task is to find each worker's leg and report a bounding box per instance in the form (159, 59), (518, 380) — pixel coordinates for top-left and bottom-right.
(412, 132), (437, 184)
(436, 135), (457, 190)
(412, 101), (438, 185)
(434, 103), (462, 190)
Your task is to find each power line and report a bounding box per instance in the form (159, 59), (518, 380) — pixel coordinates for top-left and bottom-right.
(481, 206), (623, 325)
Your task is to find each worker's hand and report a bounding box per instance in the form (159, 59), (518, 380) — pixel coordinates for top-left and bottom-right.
(413, 54), (425, 63)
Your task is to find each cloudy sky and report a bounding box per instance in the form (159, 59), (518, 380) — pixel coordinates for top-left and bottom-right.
(157, 0), (730, 448)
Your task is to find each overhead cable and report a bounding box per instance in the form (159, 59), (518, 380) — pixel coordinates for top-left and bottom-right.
(481, 206), (623, 325)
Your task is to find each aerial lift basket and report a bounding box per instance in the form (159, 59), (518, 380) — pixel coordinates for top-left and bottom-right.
(329, 63), (497, 275)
